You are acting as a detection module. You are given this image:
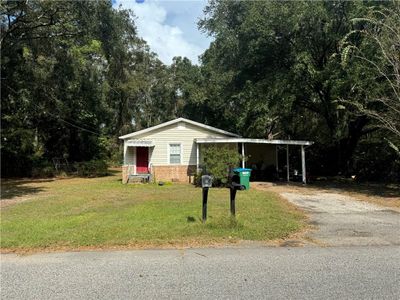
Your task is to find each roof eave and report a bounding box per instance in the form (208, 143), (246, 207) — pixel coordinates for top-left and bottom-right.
(119, 117), (240, 140)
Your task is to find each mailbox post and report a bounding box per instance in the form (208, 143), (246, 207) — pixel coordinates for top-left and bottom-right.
(201, 175), (212, 223)
(229, 182), (245, 216)
(229, 174), (245, 217)
(230, 186), (236, 216)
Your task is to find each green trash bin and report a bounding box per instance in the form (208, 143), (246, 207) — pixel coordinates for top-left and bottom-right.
(232, 168), (252, 190)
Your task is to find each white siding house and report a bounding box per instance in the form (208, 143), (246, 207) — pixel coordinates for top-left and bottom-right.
(119, 118), (313, 183)
(119, 118), (239, 183)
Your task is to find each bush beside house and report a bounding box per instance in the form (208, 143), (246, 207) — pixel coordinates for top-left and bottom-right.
(199, 145), (242, 186)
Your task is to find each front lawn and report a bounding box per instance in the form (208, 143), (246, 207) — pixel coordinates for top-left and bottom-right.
(1, 173), (305, 251)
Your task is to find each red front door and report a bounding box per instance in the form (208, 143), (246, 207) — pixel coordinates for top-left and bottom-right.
(136, 147), (149, 173)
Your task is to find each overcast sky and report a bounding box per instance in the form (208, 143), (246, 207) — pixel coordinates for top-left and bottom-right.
(113, 0), (212, 65)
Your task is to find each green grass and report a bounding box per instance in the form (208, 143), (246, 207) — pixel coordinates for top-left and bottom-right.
(1, 173), (305, 251)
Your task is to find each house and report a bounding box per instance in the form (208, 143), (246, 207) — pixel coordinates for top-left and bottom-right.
(119, 118), (313, 184)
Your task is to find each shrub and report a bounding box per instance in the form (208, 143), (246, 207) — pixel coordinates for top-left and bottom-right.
(98, 136), (123, 166)
(352, 139), (400, 182)
(31, 165), (55, 178)
(31, 160), (55, 178)
(74, 160), (108, 177)
(201, 144), (242, 186)
(193, 172), (202, 187)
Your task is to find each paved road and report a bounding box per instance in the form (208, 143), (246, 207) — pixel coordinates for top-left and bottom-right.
(281, 192), (400, 246)
(1, 246), (400, 299)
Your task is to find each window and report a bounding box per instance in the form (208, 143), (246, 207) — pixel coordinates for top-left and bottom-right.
(169, 143), (181, 164)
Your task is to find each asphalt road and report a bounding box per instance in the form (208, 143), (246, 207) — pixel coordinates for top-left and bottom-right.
(1, 246), (400, 299)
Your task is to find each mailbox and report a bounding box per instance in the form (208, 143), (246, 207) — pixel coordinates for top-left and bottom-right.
(201, 175), (213, 188)
(201, 175), (212, 223)
(228, 174), (245, 217)
(232, 168), (252, 190)
(230, 182), (245, 191)
(230, 174), (245, 191)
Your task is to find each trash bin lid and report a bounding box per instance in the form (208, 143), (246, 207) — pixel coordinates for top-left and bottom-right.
(233, 168), (252, 172)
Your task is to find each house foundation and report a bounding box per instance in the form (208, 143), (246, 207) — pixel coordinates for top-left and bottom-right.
(152, 165), (197, 183)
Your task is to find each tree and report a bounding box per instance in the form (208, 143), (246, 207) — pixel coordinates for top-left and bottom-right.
(341, 1), (400, 140)
(0, 0), (168, 176)
(1, 1), (105, 175)
(197, 0), (388, 175)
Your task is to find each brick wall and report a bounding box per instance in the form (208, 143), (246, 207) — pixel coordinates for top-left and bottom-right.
(122, 165), (128, 184)
(152, 165), (197, 183)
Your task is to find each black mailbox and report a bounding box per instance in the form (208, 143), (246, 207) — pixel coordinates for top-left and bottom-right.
(230, 182), (245, 191)
(228, 174), (245, 216)
(230, 174), (245, 190)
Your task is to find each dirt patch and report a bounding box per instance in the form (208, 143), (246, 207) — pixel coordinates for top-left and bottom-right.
(1, 178), (55, 209)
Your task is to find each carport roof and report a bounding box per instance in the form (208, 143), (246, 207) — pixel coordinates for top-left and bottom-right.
(195, 138), (313, 146)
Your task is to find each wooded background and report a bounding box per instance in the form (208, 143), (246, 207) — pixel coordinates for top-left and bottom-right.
(1, 0), (399, 181)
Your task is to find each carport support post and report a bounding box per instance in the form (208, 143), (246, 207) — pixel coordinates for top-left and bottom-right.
(286, 145), (290, 182)
(196, 143), (199, 172)
(301, 145), (306, 184)
(241, 143), (245, 168)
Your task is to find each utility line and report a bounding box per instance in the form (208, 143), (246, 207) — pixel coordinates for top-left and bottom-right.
(31, 105), (103, 136)
(3, 83), (109, 137)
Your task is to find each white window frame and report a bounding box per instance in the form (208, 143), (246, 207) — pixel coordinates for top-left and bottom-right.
(167, 142), (183, 165)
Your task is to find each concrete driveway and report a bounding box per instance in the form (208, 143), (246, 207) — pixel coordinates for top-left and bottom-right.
(280, 191), (400, 246)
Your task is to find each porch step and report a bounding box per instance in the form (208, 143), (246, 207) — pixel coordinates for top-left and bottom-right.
(127, 174), (151, 183)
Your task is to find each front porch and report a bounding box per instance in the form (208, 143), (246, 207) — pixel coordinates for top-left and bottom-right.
(122, 139), (154, 184)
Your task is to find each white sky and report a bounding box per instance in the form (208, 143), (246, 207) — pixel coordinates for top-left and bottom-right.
(113, 0), (212, 65)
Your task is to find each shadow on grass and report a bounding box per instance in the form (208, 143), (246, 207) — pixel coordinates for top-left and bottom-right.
(273, 180), (400, 199)
(315, 181), (399, 198)
(187, 216), (196, 222)
(1, 179), (51, 200)
(106, 168), (121, 175)
(1, 168), (122, 201)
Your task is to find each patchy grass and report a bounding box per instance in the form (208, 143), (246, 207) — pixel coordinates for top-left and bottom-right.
(0, 173), (305, 252)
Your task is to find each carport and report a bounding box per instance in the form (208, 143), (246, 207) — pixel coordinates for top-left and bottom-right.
(195, 138), (313, 184)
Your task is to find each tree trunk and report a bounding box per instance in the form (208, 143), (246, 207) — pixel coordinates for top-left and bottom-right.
(338, 115), (370, 175)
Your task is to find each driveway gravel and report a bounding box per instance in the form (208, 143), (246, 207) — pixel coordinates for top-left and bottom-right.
(280, 192), (400, 246)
